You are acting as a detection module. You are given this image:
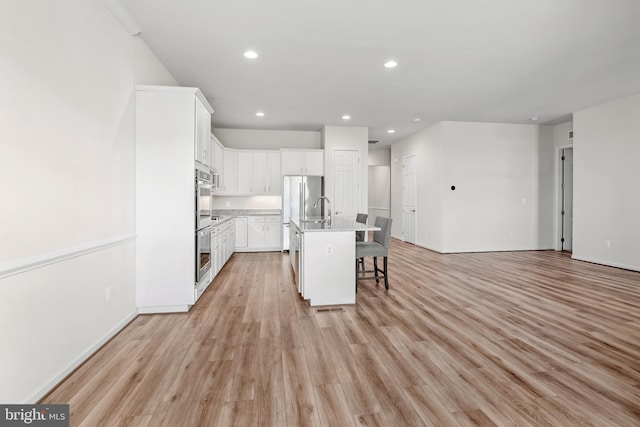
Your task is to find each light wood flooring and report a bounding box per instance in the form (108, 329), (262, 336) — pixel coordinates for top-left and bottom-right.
(42, 240), (640, 426)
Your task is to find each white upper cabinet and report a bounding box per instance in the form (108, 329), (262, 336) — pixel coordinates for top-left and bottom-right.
(211, 134), (224, 173)
(281, 149), (324, 176)
(222, 149), (238, 194)
(195, 97), (212, 167)
(230, 150), (282, 195)
(237, 151), (254, 194)
(266, 151), (281, 194)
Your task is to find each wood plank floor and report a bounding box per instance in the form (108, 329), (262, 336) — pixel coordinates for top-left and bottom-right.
(42, 240), (640, 426)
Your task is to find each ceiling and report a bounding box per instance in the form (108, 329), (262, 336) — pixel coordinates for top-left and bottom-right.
(119, 0), (640, 148)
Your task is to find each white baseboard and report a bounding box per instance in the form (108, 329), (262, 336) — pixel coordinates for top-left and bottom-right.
(571, 255), (640, 272)
(27, 310), (138, 403)
(138, 305), (190, 314)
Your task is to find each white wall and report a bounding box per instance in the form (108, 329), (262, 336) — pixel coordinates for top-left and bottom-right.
(553, 121), (574, 148)
(321, 126), (369, 219)
(212, 196), (282, 210)
(0, 0), (177, 402)
(390, 121), (555, 252)
(440, 122), (554, 252)
(390, 123), (444, 249)
(368, 148), (390, 166)
(572, 94), (640, 271)
(213, 128), (321, 150)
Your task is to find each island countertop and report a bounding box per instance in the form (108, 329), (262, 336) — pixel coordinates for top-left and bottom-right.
(290, 216), (380, 233)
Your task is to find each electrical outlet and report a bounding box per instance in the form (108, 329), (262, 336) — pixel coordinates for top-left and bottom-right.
(604, 240), (611, 249)
(326, 244), (333, 255)
(105, 287), (113, 302)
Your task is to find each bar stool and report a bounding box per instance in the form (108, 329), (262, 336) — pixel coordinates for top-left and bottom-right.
(355, 217), (392, 291)
(355, 213), (368, 273)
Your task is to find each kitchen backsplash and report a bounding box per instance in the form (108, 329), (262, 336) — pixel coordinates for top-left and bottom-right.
(212, 195), (282, 210)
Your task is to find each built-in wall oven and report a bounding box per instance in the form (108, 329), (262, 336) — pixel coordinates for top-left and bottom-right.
(196, 225), (213, 284)
(196, 164), (213, 230)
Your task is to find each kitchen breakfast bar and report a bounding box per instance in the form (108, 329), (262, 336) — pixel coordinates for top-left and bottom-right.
(289, 217), (380, 306)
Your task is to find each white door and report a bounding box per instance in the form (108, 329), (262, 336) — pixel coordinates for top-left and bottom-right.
(333, 150), (360, 219)
(561, 148), (573, 251)
(402, 155), (417, 244)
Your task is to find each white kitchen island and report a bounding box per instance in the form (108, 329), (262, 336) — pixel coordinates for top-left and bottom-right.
(290, 217), (379, 306)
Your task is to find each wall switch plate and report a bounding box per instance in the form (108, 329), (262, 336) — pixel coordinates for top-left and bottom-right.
(604, 240), (611, 248)
(225, 201), (230, 207)
(105, 287), (113, 302)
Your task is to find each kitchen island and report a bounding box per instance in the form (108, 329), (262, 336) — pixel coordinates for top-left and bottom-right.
(290, 217), (380, 306)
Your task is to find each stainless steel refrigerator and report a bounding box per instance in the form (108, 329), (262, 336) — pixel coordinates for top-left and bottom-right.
(282, 176), (324, 250)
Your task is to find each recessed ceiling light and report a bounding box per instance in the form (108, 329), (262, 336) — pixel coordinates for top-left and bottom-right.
(256, 111), (265, 117)
(384, 60), (398, 68)
(530, 116), (539, 121)
(387, 129), (396, 134)
(413, 118), (422, 122)
(244, 50), (258, 59)
(342, 115), (351, 120)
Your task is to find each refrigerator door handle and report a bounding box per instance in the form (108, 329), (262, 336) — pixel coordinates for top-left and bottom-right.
(300, 181), (304, 221)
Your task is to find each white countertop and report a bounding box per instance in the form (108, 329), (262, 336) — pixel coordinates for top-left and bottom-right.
(211, 215), (234, 225)
(290, 217), (380, 233)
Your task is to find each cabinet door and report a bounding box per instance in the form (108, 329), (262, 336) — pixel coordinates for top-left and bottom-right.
(238, 152), (254, 194)
(265, 216), (281, 248)
(267, 152), (281, 194)
(212, 136), (224, 173)
(223, 150), (238, 194)
(253, 152), (268, 194)
(195, 97), (211, 166)
(227, 223), (235, 261)
(304, 151), (324, 176)
(235, 217), (248, 248)
(211, 228), (219, 277)
(281, 150), (304, 175)
(248, 217), (265, 248)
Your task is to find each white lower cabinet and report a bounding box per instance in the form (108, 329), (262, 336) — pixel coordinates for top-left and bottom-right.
(265, 217), (281, 248)
(235, 217), (248, 249)
(208, 219), (235, 287)
(248, 217), (265, 248)
(236, 215), (281, 252)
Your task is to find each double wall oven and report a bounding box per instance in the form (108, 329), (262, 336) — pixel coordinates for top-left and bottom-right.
(195, 163), (214, 284)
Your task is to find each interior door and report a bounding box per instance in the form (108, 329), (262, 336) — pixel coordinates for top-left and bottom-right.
(561, 148), (574, 251)
(333, 150), (360, 219)
(402, 155), (417, 244)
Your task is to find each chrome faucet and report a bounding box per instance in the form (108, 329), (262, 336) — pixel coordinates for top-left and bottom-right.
(314, 196), (331, 222)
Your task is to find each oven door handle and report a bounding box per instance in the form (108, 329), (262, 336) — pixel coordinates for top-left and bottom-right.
(198, 226), (213, 236)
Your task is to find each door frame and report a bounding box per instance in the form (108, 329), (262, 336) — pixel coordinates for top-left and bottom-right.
(554, 144), (573, 251)
(402, 154), (417, 244)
